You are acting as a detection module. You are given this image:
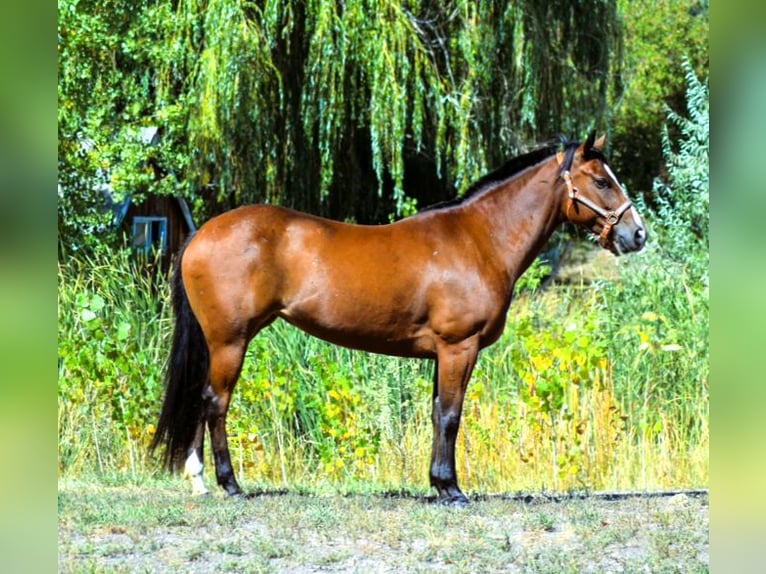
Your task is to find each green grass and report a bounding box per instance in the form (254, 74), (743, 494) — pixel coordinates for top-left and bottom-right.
(58, 238), (708, 495)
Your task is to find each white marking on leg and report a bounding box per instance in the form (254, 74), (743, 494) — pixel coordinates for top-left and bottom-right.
(184, 451), (209, 495)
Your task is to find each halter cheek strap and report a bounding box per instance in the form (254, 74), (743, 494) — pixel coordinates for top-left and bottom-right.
(561, 170), (632, 248)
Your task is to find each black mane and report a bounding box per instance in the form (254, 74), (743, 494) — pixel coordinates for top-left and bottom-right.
(422, 138), (588, 212)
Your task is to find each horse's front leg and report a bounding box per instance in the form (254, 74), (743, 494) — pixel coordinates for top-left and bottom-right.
(430, 337), (479, 506)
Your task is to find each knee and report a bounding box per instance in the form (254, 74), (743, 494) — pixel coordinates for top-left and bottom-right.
(433, 397), (462, 432)
(439, 408), (462, 436)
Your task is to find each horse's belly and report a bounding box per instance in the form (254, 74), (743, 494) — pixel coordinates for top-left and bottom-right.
(277, 301), (435, 358)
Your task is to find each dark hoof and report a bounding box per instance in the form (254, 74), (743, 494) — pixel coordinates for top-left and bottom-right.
(228, 490), (256, 500)
(223, 484), (259, 500)
(222, 483), (245, 498)
(438, 492), (469, 507)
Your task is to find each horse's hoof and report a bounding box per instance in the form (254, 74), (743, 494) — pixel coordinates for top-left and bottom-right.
(226, 488), (258, 500)
(439, 493), (469, 507)
(222, 483), (245, 498)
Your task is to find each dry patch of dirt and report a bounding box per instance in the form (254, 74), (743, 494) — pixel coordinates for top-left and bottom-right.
(58, 483), (708, 573)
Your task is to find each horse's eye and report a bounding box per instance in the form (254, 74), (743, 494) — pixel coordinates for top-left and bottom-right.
(595, 178), (610, 190)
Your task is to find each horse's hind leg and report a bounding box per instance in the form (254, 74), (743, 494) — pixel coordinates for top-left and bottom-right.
(205, 340), (249, 496)
(184, 417), (208, 495)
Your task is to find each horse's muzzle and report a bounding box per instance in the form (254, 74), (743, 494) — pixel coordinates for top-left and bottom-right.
(614, 224), (647, 254)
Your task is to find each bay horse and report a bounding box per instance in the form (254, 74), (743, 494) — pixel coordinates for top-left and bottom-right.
(151, 133), (646, 505)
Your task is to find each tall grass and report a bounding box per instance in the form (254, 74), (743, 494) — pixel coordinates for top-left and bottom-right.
(57, 247), (708, 493)
(58, 248), (171, 480)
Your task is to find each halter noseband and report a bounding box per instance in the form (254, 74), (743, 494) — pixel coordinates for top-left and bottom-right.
(559, 169), (632, 249)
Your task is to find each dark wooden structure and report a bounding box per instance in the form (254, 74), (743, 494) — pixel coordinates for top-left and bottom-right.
(112, 194), (196, 271)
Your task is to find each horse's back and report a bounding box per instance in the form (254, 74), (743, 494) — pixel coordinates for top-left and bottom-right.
(181, 203), (412, 318)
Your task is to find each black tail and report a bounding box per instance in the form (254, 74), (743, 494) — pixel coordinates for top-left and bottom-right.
(150, 238), (209, 471)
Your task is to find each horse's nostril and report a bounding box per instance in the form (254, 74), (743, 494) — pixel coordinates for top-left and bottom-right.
(635, 227), (646, 245)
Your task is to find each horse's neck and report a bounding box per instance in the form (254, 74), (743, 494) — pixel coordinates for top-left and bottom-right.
(467, 159), (565, 282)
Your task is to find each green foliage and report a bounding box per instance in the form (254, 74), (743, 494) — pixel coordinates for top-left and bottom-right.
(596, 68), (709, 463)
(231, 321), (430, 483)
(599, 252), (708, 490)
(584, 51), (710, 488)
(514, 256), (552, 293)
(300, 0), (441, 209)
(651, 61), (709, 284)
(169, 0), (621, 216)
(59, 0), (623, 250)
(602, 66), (709, 423)
(601, 63), (709, 464)
(58, 0), (177, 251)
(610, 0), (708, 193)
(58, 248), (169, 476)
(508, 299), (611, 488)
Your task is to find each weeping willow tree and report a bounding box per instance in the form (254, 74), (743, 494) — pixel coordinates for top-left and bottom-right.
(59, 0), (621, 234)
(153, 0), (622, 222)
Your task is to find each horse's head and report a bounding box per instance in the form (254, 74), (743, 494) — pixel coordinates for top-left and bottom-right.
(558, 132), (646, 255)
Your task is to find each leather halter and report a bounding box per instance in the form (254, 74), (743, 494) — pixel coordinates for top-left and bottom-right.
(560, 169), (632, 249)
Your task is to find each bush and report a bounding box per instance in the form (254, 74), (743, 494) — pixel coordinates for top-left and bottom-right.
(58, 248), (170, 477)
(651, 61), (709, 285)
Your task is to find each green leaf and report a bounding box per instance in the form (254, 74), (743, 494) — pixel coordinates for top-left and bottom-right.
(117, 322), (131, 341)
(90, 294), (106, 312)
(80, 308), (97, 322)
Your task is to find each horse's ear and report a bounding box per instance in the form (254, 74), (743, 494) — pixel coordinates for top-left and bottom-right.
(593, 134), (606, 151)
(583, 130), (596, 152)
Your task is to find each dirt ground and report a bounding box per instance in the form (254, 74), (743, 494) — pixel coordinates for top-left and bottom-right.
(58, 483), (708, 573)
